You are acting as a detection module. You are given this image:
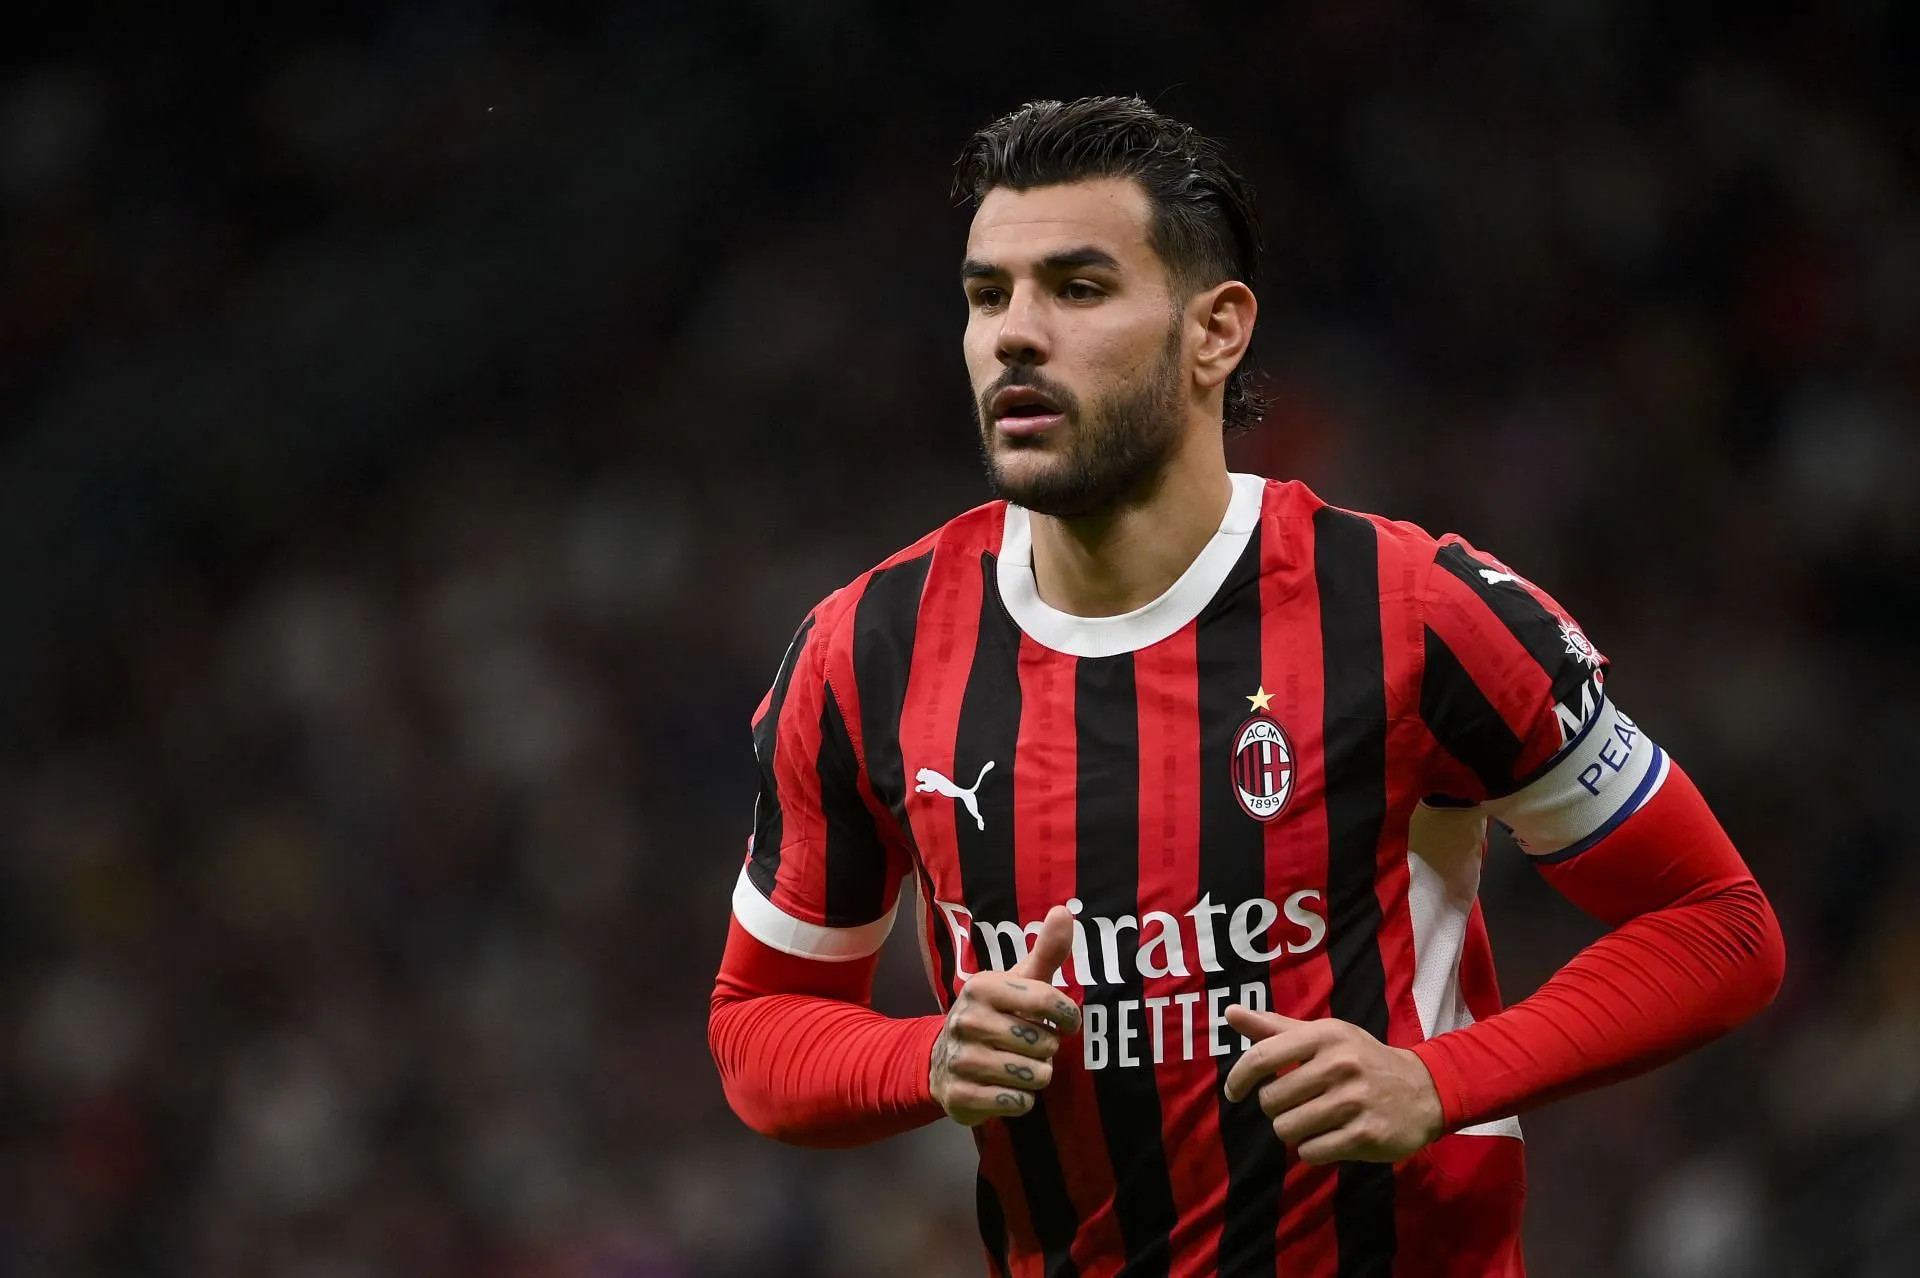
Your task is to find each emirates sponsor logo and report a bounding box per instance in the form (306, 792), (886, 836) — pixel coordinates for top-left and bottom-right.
(933, 891), (1326, 988)
(934, 893), (1327, 1071)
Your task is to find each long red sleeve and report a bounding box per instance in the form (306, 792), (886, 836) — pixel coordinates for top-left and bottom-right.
(708, 917), (947, 1148)
(1412, 762), (1786, 1131)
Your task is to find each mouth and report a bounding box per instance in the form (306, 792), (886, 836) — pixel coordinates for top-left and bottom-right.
(989, 385), (1066, 438)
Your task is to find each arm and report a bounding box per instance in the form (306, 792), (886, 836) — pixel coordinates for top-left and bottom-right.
(710, 886), (1085, 1147)
(1221, 760), (1783, 1160)
(708, 908), (946, 1149)
(711, 602), (943, 1148)
(1410, 539), (1784, 1128)
(1411, 758), (1784, 1129)
(710, 603), (1075, 1147)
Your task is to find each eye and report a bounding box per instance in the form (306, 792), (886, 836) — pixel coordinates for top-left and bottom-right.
(971, 286), (1006, 310)
(1062, 279), (1104, 302)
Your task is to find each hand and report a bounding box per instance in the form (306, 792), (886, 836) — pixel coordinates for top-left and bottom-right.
(1221, 1005), (1444, 1164)
(929, 905), (1081, 1126)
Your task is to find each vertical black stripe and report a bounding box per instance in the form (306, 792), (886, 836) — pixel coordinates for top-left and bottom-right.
(1314, 507), (1397, 1277)
(1195, 530), (1286, 1276)
(957, 552), (1080, 1278)
(819, 693), (891, 925)
(747, 614), (817, 897)
(853, 554), (936, 830)
(1419, 626), (1525, 799)
(1434, 542), (1596, 705)
(849, 554), (956, 992)
(1075, 655), (1176, 1276)
(977, 1169), (1013, 1278)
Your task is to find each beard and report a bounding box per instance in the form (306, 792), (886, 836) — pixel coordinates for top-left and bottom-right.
(975, 321), (1185, 519)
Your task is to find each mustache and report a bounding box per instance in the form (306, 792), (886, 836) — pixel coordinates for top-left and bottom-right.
(979, 365), (1080, 419)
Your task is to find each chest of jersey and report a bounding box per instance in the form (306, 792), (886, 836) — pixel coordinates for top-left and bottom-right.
(845, 505), (1417, 1085)
(889, 607), (1379, 1017)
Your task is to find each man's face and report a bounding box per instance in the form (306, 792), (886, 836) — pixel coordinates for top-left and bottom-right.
(962, 178), (1187, 518)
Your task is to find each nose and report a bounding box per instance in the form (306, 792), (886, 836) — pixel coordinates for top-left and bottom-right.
(994, 284), (1049, 367)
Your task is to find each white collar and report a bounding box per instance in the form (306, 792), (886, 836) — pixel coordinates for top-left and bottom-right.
(996, 472), (1266, 658)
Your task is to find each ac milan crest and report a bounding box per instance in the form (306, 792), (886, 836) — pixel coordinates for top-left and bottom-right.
(1232, 713), (1295, 822)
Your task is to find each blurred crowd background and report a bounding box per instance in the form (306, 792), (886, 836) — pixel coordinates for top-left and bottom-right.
(3, 3), (1917, 1276)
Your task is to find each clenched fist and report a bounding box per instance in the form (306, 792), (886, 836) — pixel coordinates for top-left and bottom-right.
(930, 905), (1081, 1125)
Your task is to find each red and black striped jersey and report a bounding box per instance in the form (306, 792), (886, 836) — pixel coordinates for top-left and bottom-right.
(733, 474), (1668, 1278)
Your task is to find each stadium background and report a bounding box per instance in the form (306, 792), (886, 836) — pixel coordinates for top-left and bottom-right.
(2, 3), (1916, 1275)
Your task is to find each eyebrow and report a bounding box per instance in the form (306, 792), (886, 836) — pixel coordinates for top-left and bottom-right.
(960, 246), (1125, 282)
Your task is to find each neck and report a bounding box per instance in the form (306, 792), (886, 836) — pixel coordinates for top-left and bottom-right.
(1025, 434), (1234, 618)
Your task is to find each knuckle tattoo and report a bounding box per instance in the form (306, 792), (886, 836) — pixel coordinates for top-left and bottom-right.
(1005, 1062), (1036, 1082)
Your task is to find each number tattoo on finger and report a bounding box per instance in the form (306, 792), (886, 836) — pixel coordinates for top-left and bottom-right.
(1005, 1062), (1035, 1081)
(1010, 1023), (1040, 1045)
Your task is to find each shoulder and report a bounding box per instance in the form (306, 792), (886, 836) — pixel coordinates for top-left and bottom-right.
(1269, 487), (1561, 616)
(1268, 488), (1599, 673)
(797, 499), (1009, 665)
(1255, 480), (1455, 592)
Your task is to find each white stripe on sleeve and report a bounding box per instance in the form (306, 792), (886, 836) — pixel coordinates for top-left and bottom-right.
(731, 867), (899, 961)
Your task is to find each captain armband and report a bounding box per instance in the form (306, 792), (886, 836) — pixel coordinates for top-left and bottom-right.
(1485, 698), (1669, 864)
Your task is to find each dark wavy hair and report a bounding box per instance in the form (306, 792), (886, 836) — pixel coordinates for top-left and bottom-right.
(954, 96), (1267, 432)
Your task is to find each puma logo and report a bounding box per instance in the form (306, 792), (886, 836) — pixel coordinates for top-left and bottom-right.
(915, 761), (996, 832)
(1478, 568), (1519, 587)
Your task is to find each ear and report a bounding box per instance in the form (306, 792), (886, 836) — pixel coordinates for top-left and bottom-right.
(1189, 280), (1257, 395)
